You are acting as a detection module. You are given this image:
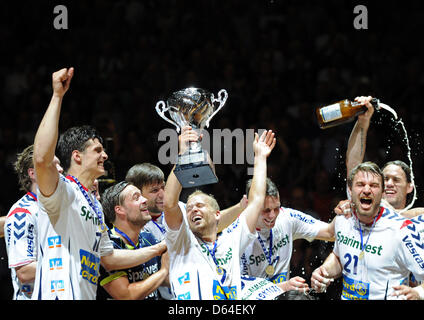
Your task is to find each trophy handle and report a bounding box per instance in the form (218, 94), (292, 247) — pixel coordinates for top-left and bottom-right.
(155, 101), (181, 133)
(205, 89), (228, 128)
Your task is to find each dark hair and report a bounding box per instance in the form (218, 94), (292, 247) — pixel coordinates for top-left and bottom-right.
(56, 125), (103, 173)
(14, 144), (34, 192)
(100, 181), (131, 224)
(125, 163), (164, 190)
(382, 160), (411, 183)
(347, 161), (385, 190)
(246, 177), (279, 198)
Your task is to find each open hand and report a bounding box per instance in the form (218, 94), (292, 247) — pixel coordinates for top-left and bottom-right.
(253, 130), (276, 158)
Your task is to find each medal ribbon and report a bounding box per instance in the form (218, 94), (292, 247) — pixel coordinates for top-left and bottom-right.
(357, 214), (378, 257)
(66, 175), (108, 232)
(113, 226), (140, 249)
(152, 213), (166, 235)
(203, 240), (219, 267)
(202, 238), (227, 283)
(257, 229), (273, 267)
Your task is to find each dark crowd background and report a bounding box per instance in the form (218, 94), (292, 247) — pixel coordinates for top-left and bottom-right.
(0, 0), (423, 300)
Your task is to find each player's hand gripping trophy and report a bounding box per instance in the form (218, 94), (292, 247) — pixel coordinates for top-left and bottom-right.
(155, 87), (227, 188)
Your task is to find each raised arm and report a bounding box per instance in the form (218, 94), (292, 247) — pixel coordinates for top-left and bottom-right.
(243, 130), (276, 233)
(163, 167), (184, 230)
(346, 96), (374, 176)
(34, 68), (74, 197)
(218, 195), (248, 232)
(163, 126), (200, 230)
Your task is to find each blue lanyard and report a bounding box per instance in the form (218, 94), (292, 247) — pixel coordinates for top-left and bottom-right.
(357, 214), (378, 257)
(113, 226), (139, 249)
(152, 213), (166, 235)
(257, 229), (273, 266)
(67, 175), (107, 232)
(203, 240), (219, 266)
(202, 238), (227, 282)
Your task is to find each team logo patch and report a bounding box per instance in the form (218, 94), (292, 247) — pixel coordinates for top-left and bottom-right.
(48, 235), (62, 248)
(178, 272), (190, 285)
(51, 280), (65, 293)
(212, 280), (237, 300)
(342, 275), (370, 300)
(49, 258), (63, 270)
(79, 249), (100, 285)
(269, 272), (287, 284)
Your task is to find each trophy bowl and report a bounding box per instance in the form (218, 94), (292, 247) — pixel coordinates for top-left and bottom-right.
(155, 87), (228, 188)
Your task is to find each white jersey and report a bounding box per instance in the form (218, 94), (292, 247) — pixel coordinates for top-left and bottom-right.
(32, 175), (113, 300)
(334, 207), (424, 300)
(143, 206), (187, 300)
(408, 214), (424, 285)
(165, 203), (283, 300)
(143, 202), (185, 242)
(143, 215), (166, 242)
(4, 192), (38, 300)
(241, 207), (326, 283)
(143, 211), (174, 300)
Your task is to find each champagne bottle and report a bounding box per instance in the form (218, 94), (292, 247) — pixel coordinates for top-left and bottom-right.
(316, 98), (380, 129)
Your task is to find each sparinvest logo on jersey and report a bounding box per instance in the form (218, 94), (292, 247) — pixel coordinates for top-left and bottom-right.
(80, 205), (102, 227)
(248, 234), (289, 267)
(337, 231), (383, 256)
(200, 245), (233, 266)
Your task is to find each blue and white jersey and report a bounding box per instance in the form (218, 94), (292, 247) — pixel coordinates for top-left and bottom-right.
(32, 175), (113, 300)
(142, 202), (185, 242)
(4, 192), (38, 300)
(241, 207), (326, 284)
(142, 205), (185, 300)
(334, 207), (424, 300)
(143, 214), (166, 242)
(408, 214), (424, 286)
(164, 202), (283, 300)
(97, 228), (162, 300)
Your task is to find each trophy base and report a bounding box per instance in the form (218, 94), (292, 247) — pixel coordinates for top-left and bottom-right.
(174, 150), (218, 188)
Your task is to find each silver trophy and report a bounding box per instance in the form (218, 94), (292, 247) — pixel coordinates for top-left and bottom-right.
(155, 87), (228, 188)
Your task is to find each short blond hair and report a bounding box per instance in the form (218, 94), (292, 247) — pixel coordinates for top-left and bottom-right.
(187, 190), (220, 211)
